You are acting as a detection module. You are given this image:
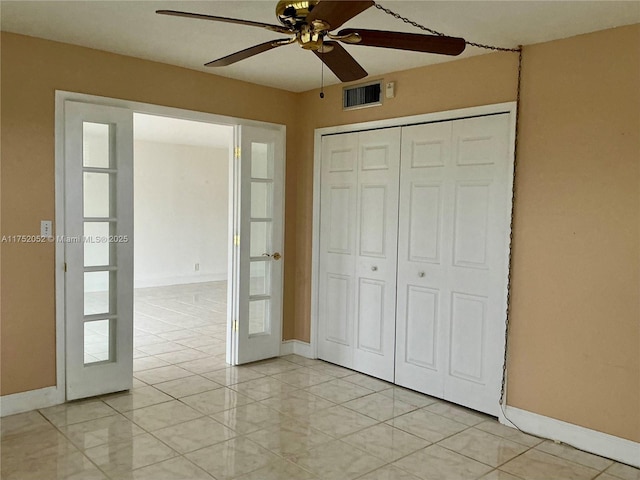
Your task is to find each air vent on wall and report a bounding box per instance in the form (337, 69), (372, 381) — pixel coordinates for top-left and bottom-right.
(343, 80), (383, 110)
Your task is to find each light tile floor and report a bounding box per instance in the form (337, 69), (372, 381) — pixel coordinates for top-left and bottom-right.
(2, 282), (638, 480)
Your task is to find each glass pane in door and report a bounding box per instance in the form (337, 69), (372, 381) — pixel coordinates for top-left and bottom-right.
(84, 222), (112, 267)
(84, 319), (112, 364)
(84, 271), (112, 315)
(251, 182), (272, 218)
(251, 143), (271, 179)
(249, 299), (270, 335)
(250, 221), (271, 258)
(250, 261), (270, 296)
(83, 172), (112, 217)
(83, 123), (111, 168)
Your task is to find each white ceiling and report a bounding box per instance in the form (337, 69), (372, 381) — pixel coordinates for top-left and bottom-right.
(133, 113), (232, 147)
(2, 1), (639, 92)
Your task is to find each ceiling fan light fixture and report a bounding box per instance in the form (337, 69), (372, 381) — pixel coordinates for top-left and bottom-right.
(299, 24), (324, 50)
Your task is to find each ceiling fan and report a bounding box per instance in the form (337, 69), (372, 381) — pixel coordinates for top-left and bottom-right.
(157, 0), (466, 82)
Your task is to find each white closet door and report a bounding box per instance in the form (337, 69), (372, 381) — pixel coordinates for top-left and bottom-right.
(318, 132), (359, 368)
(352, 128), (401, 381)
(444, 114), (511, 415)
(396, 114), (511, 416)
(395, 121), (453, 397)
(318, 128), (401, 381)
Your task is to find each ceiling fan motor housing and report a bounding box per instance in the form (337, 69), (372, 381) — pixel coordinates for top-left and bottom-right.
(275, 0), (319, 29)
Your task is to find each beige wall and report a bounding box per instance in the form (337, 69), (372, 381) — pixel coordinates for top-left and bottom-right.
(2, 24), (638, 444)
(507, 26), (639, 443)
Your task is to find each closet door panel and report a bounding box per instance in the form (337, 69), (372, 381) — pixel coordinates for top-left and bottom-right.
(352, 128), (401, 382)
(405, 285), (439, 370)
(395, 121), (452, 396)
(444, 114), (511, 416)
(318, 133), (359, 367)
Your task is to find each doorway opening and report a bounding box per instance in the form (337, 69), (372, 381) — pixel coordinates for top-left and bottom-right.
(57, 93), (286, 401)
(130, 114), (233, 380)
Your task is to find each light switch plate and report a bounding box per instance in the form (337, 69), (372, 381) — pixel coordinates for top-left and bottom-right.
(41, 220), (52, 238)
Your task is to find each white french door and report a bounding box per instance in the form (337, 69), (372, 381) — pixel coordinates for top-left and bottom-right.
(395, 114), (512, 416)
(64, 101), (134, 400)
(317, 128), (400, 381)
(230, 125), (285, 364)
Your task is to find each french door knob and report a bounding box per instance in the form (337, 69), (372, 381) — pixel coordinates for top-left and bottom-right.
(371, 266), (378, 271)
(263, 252), (282, 260)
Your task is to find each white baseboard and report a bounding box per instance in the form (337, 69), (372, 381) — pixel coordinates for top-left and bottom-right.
(501, 406), (640, 468)
(0, 386), (64, 417)
(281, 340), (314, 359)
(292, 340), (313, 358)
(280, 340), (294, 355)
(134, 273), (227, 289)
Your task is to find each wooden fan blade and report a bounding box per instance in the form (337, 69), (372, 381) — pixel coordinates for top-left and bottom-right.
(307, 1), (374, 30)
(205, 39), (292, 67)
(156, 10), (292, 34)
(313, 41), (367, 82)
(339, 28), (466, 56)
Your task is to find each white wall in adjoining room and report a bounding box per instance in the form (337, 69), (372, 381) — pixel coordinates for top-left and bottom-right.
(133, 140), (230, 288)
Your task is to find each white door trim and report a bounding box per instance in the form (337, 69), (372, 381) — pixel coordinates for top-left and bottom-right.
(54, 90), (285, 402)
(311, 101), (517, 375)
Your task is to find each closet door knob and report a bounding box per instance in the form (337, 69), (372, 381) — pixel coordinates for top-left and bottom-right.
(371, 266), (378, 271)
(418, 271), (425, 277)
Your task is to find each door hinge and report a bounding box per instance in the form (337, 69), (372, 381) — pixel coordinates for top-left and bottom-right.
(64, 262), (67, 272)
(234, 147), (241, 159)
(234, 235), (240, 246)
(232, 320), (238, 332)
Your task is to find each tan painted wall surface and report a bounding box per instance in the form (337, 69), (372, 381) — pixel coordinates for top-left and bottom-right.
(293, 25), (639, 442)
(507, 26), (639, 443)
(2, 24), (639, 444)
(0, 32), (299, 395)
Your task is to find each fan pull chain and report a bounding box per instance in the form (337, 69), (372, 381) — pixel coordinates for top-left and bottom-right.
(320, 51), (325, 99)
(373, 2), (521, 53)
(500, 44), (523, 412)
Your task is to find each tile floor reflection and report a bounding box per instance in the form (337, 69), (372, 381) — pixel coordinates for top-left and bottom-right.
(1, 282), (638, 479)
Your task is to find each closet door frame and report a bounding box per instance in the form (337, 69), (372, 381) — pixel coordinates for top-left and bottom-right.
(311, 102), (517, 414)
